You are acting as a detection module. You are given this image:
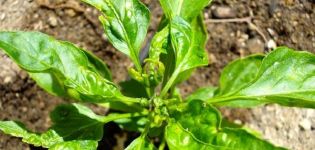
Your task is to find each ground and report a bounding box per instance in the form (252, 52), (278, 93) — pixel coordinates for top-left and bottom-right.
(0, 0), (314, 149)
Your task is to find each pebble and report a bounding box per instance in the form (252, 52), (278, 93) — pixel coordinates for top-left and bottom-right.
(48, 15), (58, 27)
(267, 28), (277, 37)
(0, 13), (6, 21)
(267, 39), (277, 50)
(247, 38), (265, 53)
(65, 9), (76, 17)
(3, 76), (13, 84)
(299, 119), (312, 131)
(211, 6), (236, 19)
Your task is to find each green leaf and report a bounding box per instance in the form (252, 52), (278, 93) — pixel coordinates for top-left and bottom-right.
(166, 121), (216, 150)
(220, 119), (262, 138)
(120, 79), (148, 98)
(165, 100), (286, 150)
(81, 0), (150, 71)
(83, 50), (112, 81)
(147, 26), (169, 86)
(0, 121), (43, 147)
(0, 104), (142, 149)
(154, 0), (211, 90)
(159, 0), (212, 21)
(160, 17), (208, 96)
(218, 55), (264, 95)
(114, 116), (147, 132)
(0, 31), (135, 104)
(209, 47), (315, 108)
(49, 140), (98, 150)
(173, 14), (209, 85)
(125, 137), (157, 150)
(0, 104), (105, 149)
(186, 86), (217, 102)
(49, 104), (105, 141)
(214, 55), (265, 107)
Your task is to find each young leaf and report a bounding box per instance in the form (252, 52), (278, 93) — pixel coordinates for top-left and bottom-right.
(0, 104), (105, 149)
(173, 14), (209, 85)
(154, 0), (211, 89)
(81, 0), (150, 71)
(159, 0), (212, 22)
(165, 100), (286, 150)
(125, 137), (157, 150)
(208, 47), (315, 108)
(0, 31), (138, 104)
(160, 17), (208, 96)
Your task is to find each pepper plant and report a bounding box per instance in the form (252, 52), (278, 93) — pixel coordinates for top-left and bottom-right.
(0, 0), (314, 149)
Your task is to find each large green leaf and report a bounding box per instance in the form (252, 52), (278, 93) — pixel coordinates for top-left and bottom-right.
(208, 47), (315, 108)
(165, 100), (286, 150)
(186, 86), (217, 102)
(159, 0), (212, 22)
(81, 0), (150, 70)
(213, 55), (264, 107)
(0, 104), (142, 149)
(0, 104), (105, 149)
(125, 137), (157, 150)
(160, 17), (208, 96)
(0, 31), (136, 104)
(218, 55), (264, 96)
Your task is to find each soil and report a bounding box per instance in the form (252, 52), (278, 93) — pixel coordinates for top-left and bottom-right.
(0, 0), (314, 150)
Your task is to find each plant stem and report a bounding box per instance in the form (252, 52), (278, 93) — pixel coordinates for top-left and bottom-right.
(158, 136), (166, 150)
(145, 87), (152, 97)
(207, 96), (256, 104)
(133, 57), (143, 73)
(118, 95), (145, 104)
(101, 112), (146, 123)
(160, 69), (180, 98)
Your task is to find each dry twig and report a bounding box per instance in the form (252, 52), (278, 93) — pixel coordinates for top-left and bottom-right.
(205, 15), (268, 44)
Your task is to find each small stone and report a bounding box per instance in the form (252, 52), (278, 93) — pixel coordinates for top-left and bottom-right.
(209, 53), (217, 63)
(267, 39), (277, 50)
(212, 6), (236, 19)
(247, 38), (264, 53)
(3, 76), (13, 84)
(267, 28), (277, 37)
(234, 119), (242, 125)
(0, 13), (6, 21)
(65, 9), (76, 17)
(48, 15), (58, 27)
(21, 107), (28, 112)
(299, 119), (312, 130)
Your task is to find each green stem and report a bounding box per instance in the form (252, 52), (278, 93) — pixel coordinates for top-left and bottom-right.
(118, 95), (146, 104)
(101, 112), (146, 123)
(145, 87), (152, 98)
(207, 96), (256, 104)
(160, 69), (180, 98)
(158, 136), (166, 150)
(132, 57), (143, 73)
